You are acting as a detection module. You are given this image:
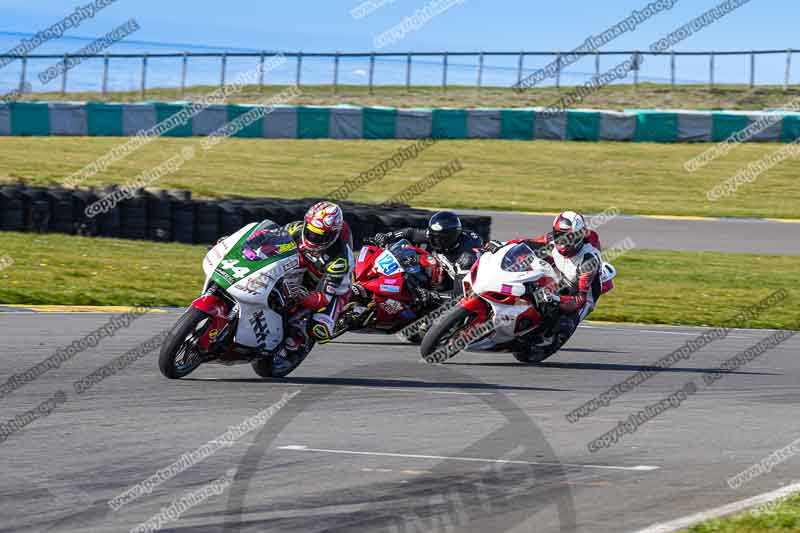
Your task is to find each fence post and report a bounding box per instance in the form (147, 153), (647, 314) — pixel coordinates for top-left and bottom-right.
(369, 52), (375, 95)
(477, 52), (484, 89)
(555, 51), (561, 89)
(101, 53), (109, 98)
(258, 52), (265, 92)
(633, 51), (639, 89)
(670, 50), (676, 89)
(140, 53), (148, 98)
(180, 52), (188, 97)
(749, 51), (755, 88)
(709, 51), (715, 90)
(60, 54), (69, 96)
(785, 49), (792, 92)
(296, 51), (303, 87)
(405, 52), (412, 93)
(594, 51), (600, 80)
(333, 51), (340, 94)
(442, 52), (448, 92)
(19, 55), (27, 94)
(517, 51), (524, 85)
(220, 52), (227, 89)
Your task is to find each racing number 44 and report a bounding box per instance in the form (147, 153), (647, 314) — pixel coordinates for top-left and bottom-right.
(220, 259), (251, 279)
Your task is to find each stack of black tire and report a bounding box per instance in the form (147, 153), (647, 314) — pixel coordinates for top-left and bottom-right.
(0, 184), (492, 248)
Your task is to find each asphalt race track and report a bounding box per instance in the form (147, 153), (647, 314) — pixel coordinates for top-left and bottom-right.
(460, 210), (800, 256)
(1, 311), (799, 532)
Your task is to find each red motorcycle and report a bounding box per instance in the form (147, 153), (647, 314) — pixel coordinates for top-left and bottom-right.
(333, 239), (448, 343)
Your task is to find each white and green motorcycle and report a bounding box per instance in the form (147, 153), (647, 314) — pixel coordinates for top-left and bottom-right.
(159, 220), (313, 379)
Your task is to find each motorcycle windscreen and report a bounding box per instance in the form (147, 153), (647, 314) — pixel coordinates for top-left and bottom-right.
(355, 246), (381, 280)
(500, 243), (539, 272)
(242, 221), (296, 261)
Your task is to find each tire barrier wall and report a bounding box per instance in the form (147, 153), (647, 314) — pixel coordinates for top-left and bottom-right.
(0, 185), (492, 248)
(2, 102), (800, 142)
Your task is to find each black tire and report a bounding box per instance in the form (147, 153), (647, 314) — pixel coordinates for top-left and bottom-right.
(419, 304), (477, 363)
(513, 348), (556, 364)
(513, 330), (570, 364)
(159, 307), (210, 379)
(404, 332), (424, 344)
(171, 199), (196, 244)
(250, 345), (312, 379)
(250, 358), (277, 378)
(251, 359), (274, 378)
(0, 187), (24, 231)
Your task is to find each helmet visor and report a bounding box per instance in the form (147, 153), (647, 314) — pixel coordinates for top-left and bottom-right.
(429, 229), (460, 251)
(553, 228), (584, 254)
(303, 223), (337, 249)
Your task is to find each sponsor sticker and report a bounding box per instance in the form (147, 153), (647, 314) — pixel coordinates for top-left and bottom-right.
(380, 284), (401, 293)
(249, 310), (269, 349)
(214, 269), (236, 284)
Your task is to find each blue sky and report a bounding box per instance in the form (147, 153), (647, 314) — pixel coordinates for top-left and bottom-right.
(0, 0), (796, 91)
(0, 0), (793, 53)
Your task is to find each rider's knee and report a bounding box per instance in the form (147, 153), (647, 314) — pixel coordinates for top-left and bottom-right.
(310, 313), (336, 343)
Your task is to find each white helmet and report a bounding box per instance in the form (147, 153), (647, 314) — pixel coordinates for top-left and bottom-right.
(552, 211), (587, 257)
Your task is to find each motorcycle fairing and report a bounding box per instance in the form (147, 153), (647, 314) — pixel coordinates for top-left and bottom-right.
(463, 244), (558, 352)
(201, 220), (299, 351)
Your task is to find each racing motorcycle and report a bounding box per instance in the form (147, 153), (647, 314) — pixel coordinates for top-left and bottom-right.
(419, 241), (616, 364)
(159, 220), (313, 379)
(332, 239), (449, 343)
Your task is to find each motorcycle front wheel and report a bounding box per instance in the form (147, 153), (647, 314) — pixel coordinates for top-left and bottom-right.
(159, 307), (210, 379)
(419, 304), (477, 363)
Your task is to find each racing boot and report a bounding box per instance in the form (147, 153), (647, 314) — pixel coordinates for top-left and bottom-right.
(274, 317), (312, 373)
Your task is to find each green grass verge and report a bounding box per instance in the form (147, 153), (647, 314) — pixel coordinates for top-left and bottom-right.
(2, 137), (799, 219)
(0, 232), (796, 330)
(681, 493), (800, 532)
(24, 83), (800, 111)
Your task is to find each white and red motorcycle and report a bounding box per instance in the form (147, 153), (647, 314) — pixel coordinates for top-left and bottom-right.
(419, 242), (616, 364)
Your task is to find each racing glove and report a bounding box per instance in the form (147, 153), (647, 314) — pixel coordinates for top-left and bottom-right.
(366, 233), (391, 248)
(281, 279), (309, 306)
(412, 286), (441, 308)
(351, 282), (371, 302)
(483, 240), (505, 253)
(540, 290), (561, 306)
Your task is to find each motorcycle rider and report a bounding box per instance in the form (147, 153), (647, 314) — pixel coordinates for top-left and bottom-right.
(365, 211), (484, 308)
(245, 201), (354, 358)
(484, 211), (603, 349)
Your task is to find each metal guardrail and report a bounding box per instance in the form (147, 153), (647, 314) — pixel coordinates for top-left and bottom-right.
(2, 48), (797, 98)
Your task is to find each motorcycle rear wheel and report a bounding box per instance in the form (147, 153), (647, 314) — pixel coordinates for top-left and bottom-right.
(513, 348), (556, 364)
(513, 330), (570, 364)
(251, 344), (312, 379)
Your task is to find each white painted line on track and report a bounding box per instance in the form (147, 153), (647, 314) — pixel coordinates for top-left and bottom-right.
(277, 445), (660, 472)
(632, 481), (800, 533)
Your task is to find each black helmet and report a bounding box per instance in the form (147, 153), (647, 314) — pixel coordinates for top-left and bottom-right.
(427, 211), (462, 253)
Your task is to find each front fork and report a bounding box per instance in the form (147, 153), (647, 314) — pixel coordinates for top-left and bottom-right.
(191, 290), (235, 352)
(459, 295), (490, 322)
(454, 295), (494, 344)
